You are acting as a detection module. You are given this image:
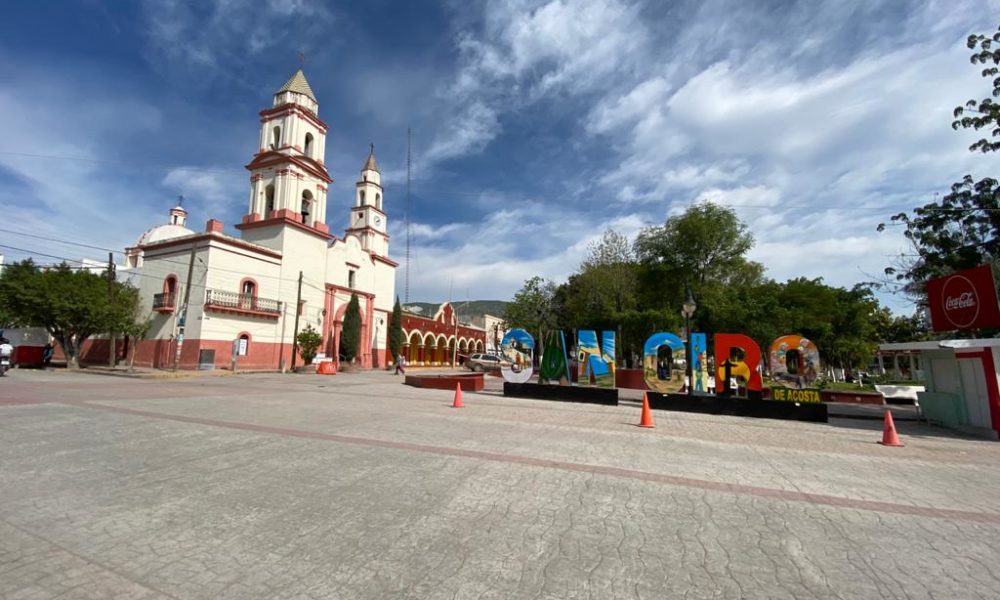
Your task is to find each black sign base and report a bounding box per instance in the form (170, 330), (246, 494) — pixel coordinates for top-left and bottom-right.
(503, 382), (619, 406)
(647, 392), (828, 423)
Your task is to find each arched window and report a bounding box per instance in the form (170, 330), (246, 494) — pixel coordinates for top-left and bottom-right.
(237, 333), (250, 357)
(164, 275), (177, 306)
(359, 190), (366, 206)
(264, 184), (275, 217)
(271, 126), (281, 150)
(301, 190), (313, 224)
(375, 193), (381, 210)
(304, 133), (313, 157)
(240, 279), (257, 310)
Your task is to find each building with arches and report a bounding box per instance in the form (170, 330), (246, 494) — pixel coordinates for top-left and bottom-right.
(401, 303), (487, 367)
(112, 70), (397, 370)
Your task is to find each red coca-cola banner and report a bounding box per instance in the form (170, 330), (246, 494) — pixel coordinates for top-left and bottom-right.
(926, 264), (1000, 331)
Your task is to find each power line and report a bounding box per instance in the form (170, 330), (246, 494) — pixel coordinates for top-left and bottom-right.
(0, 229), (343, 301)
(0, 151), (238, 175)
(0, 227), (313, 287)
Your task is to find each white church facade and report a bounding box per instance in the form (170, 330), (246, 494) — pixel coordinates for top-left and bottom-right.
(120, 70), (397, 370)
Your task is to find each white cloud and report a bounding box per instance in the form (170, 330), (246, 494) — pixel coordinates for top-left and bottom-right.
(425, 0), (650, 168)
(161, 168), (243, 220)
(396, 202), (648, 301)
(140, 0), (337, 87)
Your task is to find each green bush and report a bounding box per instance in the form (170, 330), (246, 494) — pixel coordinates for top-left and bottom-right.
(297, 325), (323, 365)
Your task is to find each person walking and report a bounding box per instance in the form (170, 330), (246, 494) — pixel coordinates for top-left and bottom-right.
(395, 353), (406, 375)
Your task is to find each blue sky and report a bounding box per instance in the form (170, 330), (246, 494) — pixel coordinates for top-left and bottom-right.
(1, 1), (999, 312)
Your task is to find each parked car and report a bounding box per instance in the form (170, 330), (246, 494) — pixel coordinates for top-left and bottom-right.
(466, 353), (502, 372)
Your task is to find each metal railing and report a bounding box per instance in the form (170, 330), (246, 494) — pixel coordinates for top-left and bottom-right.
(152, 292), (176, 310)
(204, 289), (281, 315)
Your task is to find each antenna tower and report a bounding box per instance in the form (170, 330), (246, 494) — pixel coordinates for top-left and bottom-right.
(405, 127), (412, 304)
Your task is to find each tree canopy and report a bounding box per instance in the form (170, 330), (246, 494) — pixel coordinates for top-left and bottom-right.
(635, 203), (763, 288)
(0, 259), (142, 367)
(502, 276), (558, 336)
(881, 25), (1000, 299)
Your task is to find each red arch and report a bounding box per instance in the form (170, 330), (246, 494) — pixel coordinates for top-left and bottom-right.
(163, 273), (178, 295)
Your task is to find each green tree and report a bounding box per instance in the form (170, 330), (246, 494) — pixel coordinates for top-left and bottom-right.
(504, 276), (559, 365)
(881, 26), (1000, 297)
(340, 293), (362, 362)
(634, 202), (762, 287)
(389, 297), (404, 363)
(579, 228), (638, 313)
(503, 276), (558, 336)
(0, 259), (141, 368)
(296, 325), (323, 365)
(873, 310), (929, 344)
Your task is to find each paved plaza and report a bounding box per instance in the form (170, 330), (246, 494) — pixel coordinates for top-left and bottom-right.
(1, 369), (999, 599)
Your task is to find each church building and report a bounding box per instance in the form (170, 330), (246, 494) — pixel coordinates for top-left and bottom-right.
(121, 70), (397, 370)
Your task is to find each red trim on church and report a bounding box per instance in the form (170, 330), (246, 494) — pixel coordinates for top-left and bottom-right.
(372, 254), (399, 267)
(260, 103), (329, 133)
(139, 232), (283, 259)
(245, 151), (332, 184)
(236, 213), (333, 240)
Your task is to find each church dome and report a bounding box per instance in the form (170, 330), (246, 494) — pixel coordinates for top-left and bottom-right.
(135, 223), (194, 246)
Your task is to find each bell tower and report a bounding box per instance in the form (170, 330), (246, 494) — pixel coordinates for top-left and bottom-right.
(347, 145), (389, 256)
(238, 69), (332, 236)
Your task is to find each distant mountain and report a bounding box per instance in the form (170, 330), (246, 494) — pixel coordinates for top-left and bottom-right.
(403, 300), (508, 321)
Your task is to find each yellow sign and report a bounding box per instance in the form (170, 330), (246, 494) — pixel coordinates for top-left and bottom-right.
(770, 387), (822, 403)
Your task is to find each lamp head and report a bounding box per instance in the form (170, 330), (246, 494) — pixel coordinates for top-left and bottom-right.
(682, 284), (697, 318)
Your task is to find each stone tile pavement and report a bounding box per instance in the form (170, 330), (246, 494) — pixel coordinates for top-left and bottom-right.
(1, 369), (999, 599)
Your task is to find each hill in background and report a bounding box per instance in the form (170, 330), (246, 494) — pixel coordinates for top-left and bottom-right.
(403, 300), (508, 322)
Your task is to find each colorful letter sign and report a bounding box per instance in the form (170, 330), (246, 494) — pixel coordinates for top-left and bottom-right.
(642, 332), (686, 393)
(768, 335), (820, 388)
(539, 330), (571, 383)
(714, 333), (762, 392)
(926, 264), (1000, 332)
(578, 330), (616, 387)
(500, 328), (534, 383)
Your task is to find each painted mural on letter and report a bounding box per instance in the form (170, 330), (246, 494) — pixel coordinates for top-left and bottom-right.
(768, 335), (820, 388)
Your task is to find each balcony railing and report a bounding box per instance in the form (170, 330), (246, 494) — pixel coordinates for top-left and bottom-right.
(204, 289), (282, 316)
(152, 292), (176, 311)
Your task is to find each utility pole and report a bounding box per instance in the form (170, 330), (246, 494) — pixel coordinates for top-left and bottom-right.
(107, 252), (116, 368)
(290, 270), (303, 371)
(173, 244), (198, 372)
(278, 302), (288, 372)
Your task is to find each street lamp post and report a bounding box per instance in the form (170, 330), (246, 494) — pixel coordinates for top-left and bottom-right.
(681, 284), (697, 400)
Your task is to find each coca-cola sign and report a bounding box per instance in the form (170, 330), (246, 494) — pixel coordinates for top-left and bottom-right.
(926, 265), (1000, 332)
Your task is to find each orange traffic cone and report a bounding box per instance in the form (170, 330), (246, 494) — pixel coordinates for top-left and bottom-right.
(452, 383), (464, 408)
(638, 392), (655, 428)
(878, 409), (903, 447)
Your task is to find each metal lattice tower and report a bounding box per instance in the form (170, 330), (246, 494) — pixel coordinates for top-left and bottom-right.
(405, 127), (412, 304)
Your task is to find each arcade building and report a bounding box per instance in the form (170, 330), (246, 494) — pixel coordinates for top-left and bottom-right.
(401, 303), (487, 367)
